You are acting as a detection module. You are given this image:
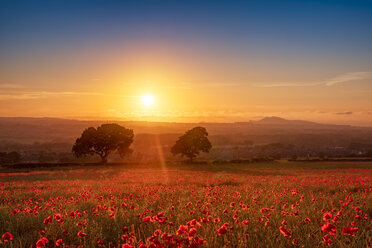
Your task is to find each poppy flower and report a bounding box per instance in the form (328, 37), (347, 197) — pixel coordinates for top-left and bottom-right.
(56, 239), (63, 246)
(177, 225), (188, 235)
(323, 234), (332, 246)
(217, 225), (227, 235)
(77, 231), (86, 238)
(323, 212), (332, 221)
(36, 237), (48, 248)
(188, 228), (197, 237)
(321, 223), (336, 235)
(279, 226), (291, 237)
(2, 232), (13, 242)
(343, 226), (358, 236)
(142, 216), (152, 222)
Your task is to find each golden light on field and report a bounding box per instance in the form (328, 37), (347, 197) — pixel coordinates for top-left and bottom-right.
(141, 94), (154, 107)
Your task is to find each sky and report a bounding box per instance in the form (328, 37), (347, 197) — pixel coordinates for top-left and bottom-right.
(0, 0), (371, 125)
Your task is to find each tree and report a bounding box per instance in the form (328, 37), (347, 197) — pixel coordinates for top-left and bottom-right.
(171, 126), (212, 161)
(72, 123), (134, 163)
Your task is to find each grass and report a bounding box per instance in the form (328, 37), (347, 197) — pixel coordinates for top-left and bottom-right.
(0, 161), (371, 247)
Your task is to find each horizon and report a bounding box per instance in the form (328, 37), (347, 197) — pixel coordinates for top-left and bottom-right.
(1, 115), (371, 128)
(1, 0), (371, 126)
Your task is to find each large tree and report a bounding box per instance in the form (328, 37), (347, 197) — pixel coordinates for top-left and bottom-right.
(72, 123), (134, 163)
(171, 126), (212, 161)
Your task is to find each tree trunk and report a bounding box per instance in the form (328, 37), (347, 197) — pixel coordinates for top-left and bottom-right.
(188, 154), (195, 163)
(100, 154), (108, 164)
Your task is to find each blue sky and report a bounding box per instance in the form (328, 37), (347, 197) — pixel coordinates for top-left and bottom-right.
(0, 0), (371, 124)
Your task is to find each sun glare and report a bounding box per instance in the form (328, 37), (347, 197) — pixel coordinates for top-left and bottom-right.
(141, 94), (154, 107)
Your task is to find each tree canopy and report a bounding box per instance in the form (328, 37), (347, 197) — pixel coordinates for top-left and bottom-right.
(171, 126), (212, 161)
(72, 123), (134, 163)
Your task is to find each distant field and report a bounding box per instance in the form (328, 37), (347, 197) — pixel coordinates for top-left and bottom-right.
(0, 161), (371, 247)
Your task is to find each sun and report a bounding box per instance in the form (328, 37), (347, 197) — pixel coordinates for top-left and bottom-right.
(141, 94), (154, 107)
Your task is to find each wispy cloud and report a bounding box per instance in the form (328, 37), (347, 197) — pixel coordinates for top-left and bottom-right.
(256, 82), (321, 88)
(255, 72), (371, 88)
(0, 91), (139, 100)
(334, 111), (353, 115)
(325, 72), (372, 86)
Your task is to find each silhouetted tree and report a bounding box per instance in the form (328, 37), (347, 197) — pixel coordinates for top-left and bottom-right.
(171, 126), (212, 161)
(0, 151), (21, 164)
(72, 123), (134, 163)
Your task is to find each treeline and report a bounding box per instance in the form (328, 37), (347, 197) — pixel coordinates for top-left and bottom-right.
(1, 122), (372, 165)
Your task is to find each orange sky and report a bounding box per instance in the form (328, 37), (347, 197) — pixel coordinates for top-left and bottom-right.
(0, 1), (371, 126)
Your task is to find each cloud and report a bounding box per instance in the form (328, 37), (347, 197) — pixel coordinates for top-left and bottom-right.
(325, 72), (372, 86)
(334, 111), (353, 115)
(256, 82), (321, 88)
(0, 91), (138, 100)
(255, 71), (371, 88)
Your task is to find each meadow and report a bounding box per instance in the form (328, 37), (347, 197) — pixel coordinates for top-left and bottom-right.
(0, 161), (371, 247)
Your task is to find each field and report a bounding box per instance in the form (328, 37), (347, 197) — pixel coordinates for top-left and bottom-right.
(0, 161), (371, 248)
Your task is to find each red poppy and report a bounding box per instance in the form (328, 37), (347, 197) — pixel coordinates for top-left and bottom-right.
(279, 226), (291, 237)
(188, 228), (197, 237)
(77, 231), (86, 238)
(2, 232), (13, 242)
(321, 223), (336, 235)
(217, 225), (227, 235)
(343, 226), (358, 236)
(36, 237), (48, 248)
(323, 234), (332, 246)
(142, 216), (152, 222)
(56, 239), (63, 246)
(323, 212), (332, 221)
(177, 225), (188, 235)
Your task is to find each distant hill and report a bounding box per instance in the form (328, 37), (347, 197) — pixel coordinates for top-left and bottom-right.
(0, 117), (371, 146)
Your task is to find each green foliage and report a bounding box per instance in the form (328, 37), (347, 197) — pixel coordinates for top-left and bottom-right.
(72, 123), (134, 163)
(171, 126), (212, 161)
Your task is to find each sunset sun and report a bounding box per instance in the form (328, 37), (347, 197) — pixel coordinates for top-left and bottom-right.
(141, 94), (154, 107)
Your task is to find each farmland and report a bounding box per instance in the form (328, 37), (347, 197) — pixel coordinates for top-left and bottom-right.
(0, 161), (371, 247)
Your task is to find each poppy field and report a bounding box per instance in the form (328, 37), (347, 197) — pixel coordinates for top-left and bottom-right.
(0, 162), (371, 247)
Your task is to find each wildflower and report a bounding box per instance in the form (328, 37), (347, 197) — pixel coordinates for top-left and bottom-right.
(36, 237), (48, 248)
(188, 228), (197, 237)
(142, 216), (152, 222)
(279, 226), (291, 237)
(323, 234), (332, 246)
(321, 223), (336, 235)
(177, 225), (188, 235)
(292, 238), (299, 246)
(323, 212), (332, 221)
(2, 232), (13, 242)
(217, 225), (227, 235)
(56, 239), (63, 246)
(343, 226), (358, 236)
(77, 231), (86, 238)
